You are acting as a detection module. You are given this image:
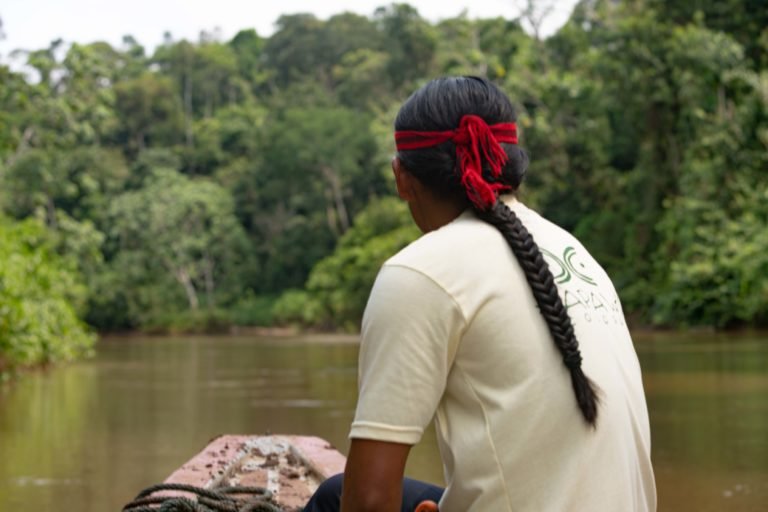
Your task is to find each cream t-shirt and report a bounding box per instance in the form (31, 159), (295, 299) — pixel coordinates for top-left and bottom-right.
(350, 198), (656, 512)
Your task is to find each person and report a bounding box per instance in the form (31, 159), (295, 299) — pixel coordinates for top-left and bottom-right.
(304, 76), (656, 512)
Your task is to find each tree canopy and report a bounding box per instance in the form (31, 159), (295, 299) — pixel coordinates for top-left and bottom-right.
(1, 0), (766, 364)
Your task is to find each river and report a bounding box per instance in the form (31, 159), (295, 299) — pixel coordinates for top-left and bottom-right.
(0, 332), (766, 511)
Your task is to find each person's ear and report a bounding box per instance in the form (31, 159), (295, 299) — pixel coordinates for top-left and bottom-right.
(392, 157), (417, 202)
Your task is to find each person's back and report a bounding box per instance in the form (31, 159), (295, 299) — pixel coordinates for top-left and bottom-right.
(358, 196), (654, 511)
(304, 76), (656, 512)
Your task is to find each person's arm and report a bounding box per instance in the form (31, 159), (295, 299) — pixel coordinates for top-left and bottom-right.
(345, 264), (464, 511)
(341, 439), (411, 512)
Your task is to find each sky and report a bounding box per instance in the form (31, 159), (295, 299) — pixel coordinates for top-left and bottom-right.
(0, 0), (579, 60)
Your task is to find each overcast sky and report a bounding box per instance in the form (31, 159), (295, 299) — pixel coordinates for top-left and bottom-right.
(0, 0), (578, 59)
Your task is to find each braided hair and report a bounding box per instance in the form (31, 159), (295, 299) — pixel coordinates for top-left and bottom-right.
(395, 76), (600, 426)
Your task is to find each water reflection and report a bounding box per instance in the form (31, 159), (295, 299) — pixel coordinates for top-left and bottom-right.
(0, 336), (363, 512)
(0, 333), (766, 511)
(635, 332), (768, 512)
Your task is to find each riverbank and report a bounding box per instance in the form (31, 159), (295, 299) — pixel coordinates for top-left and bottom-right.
(100, 328), (362, 344)
(100, 321), (768, 340)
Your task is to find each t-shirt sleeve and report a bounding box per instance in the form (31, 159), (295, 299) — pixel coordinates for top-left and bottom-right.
(350, 263), (465, 444)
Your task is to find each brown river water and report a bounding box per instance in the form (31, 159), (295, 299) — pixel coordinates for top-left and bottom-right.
(0, 332), (766, 511)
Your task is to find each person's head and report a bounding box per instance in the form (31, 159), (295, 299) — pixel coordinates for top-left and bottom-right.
(393, 76), (529, 212)
(392, 76), (600, 427)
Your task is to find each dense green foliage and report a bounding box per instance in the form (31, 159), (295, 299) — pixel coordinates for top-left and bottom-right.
(273, 197), (420, 331)
(0, 0), (766, 359)
(0, 216), (95, 374)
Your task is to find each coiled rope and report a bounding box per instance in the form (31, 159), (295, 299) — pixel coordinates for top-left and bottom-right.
(122, 483), (284, 512)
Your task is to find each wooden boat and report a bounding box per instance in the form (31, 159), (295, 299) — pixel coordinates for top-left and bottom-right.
(125, 435), (346, 511)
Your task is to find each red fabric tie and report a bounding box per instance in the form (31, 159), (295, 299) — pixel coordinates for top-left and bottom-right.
(395, 115), (518, 210)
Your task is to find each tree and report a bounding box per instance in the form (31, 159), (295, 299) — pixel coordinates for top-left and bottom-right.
(647, 0), (768, 68)
(152, 40), (197, 147)
(193, 42), (242, 117)
(108, 169), (252, 325)
(333, 49), (392, 109)
(257, 105), (384, 235)
(231, 104), (387, 294)
(120, 35), (148, 79)
(650, 27), (768, 326)
(262, 14), (328, 86)
(24, 39), (64, 87)
(59, 42), (122, 144)
(514, 0), (557, 40)
(0, 215), (94, 373)
(228, 29), (267, 90)
(274, 197), (419, 330)
(1, 2), (767, 332)
(0, 64), (35, 161)
(2, 147), (129, 228)
(262, 12), (381, 90)
(113, 73), (183, 152)
(374, 4), (437, 90)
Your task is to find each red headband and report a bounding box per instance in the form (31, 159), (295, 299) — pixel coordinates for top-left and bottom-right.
(395, 114), (518, 210)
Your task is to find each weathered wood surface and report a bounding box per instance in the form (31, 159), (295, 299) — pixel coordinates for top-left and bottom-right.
(163, 435), (346, 510)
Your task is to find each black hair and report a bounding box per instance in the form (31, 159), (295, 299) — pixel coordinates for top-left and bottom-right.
(395, 76), (599, 427)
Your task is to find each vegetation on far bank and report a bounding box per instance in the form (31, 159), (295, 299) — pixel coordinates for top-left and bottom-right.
(0, 216), (95, 377)
(1, 0), (767, 373)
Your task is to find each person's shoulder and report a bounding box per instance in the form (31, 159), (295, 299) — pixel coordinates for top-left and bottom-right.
(510, 197), (584, 248)
(511, 198), (614, 287)
(385, 209), (497, 272)
(507, 197), (565, 238)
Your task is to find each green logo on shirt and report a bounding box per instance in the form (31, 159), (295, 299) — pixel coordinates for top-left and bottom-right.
(541, 246), (597, 286)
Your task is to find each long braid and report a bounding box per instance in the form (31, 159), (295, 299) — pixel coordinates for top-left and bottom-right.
(477, 200), (600, 427)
